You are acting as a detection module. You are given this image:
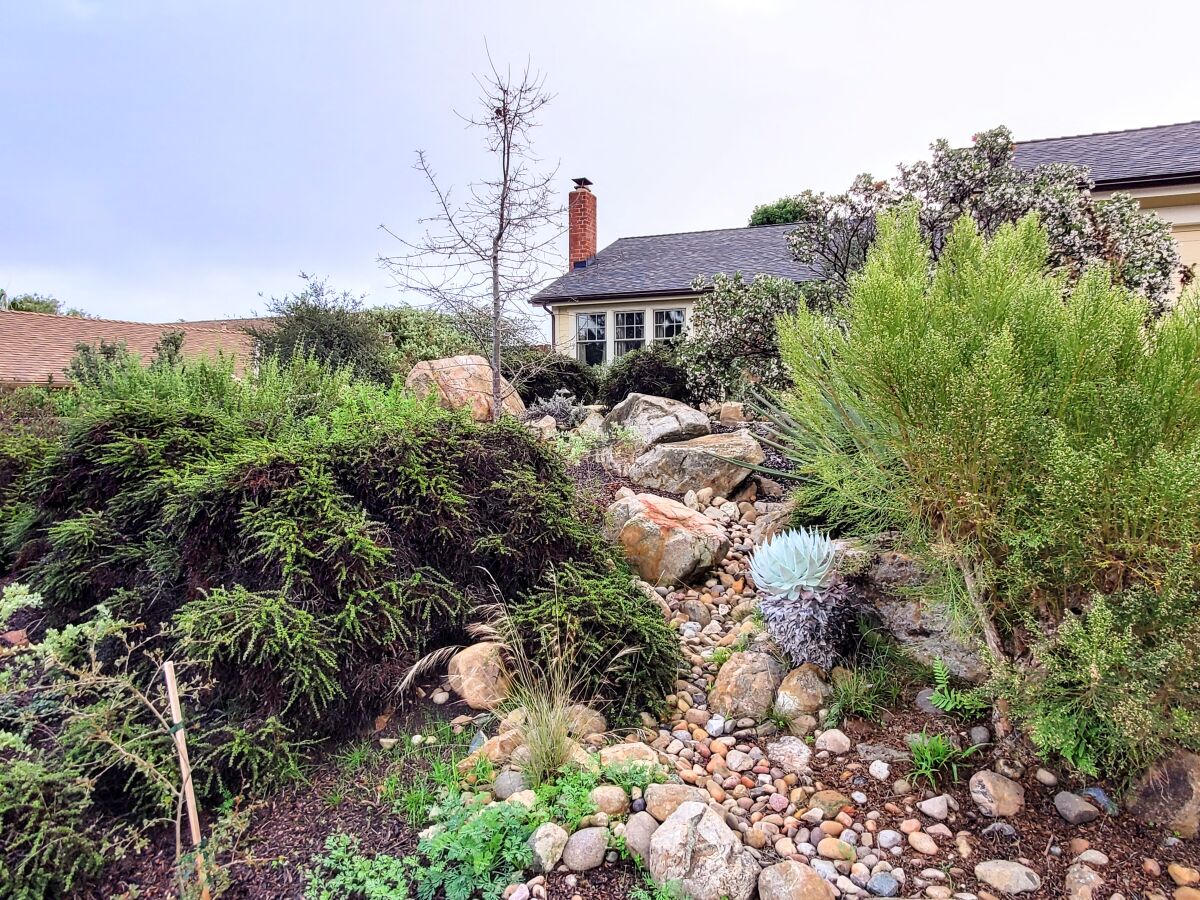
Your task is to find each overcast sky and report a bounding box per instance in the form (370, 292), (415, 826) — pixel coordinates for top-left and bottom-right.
(3, 0), (1198, 323)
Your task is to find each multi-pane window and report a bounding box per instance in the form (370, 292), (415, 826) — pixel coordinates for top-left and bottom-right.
(614, 311), (645, 357)
(654, 308), (686, 341)
(576, 312), (607, 366)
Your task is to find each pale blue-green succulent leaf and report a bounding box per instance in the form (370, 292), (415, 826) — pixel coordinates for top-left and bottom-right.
(749, 527), (836, 599)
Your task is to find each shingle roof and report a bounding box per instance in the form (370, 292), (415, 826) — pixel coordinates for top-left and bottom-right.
(532, 223), (820, 303)
(0, 310), (258, 386)
(1014, 120), (1200, 189)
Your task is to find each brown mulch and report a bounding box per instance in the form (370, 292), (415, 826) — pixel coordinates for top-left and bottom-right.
(799, 703), (1200, 899)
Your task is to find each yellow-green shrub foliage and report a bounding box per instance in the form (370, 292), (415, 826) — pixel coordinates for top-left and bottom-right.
(774, 205), (1200, 773)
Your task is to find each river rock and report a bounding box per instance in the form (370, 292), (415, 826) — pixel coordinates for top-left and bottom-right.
(767, 735), (813, 775)
(708, 651), (784, 720)
(969, 770), (1026, 817)
(1054, 791), (1100, 825)
(624, 810), (660, 863)
(562, 827), (608, 871)
(774, 663), (831, 718)
(975, 859), (1042, 894)
(645, 783), (709, 822)
(757, 860), (835, 900)
(528, 822), (568, 872)
(405, 354), (524, 421)
(604, 493), (730, 585)
(648, 801), (760, 900)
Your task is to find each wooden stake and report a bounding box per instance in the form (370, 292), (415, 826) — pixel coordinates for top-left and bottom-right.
(163, 661), (211, 900)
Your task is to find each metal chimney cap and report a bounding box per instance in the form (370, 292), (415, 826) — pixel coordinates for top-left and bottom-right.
(572, 177), (593, 188)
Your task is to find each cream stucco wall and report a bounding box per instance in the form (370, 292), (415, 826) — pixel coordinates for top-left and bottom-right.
(545, 295), (698, 364)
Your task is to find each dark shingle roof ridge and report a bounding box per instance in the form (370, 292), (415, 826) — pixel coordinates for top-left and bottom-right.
(1019, 119), (1200, 146)
(609, 222), (795, 243)
(0, 308), (256, 334)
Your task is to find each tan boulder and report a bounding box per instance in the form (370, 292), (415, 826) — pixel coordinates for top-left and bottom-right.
(599, 741), (661, 768)
(604, 493), (730, 585)
(645, 783), (710, 822)
(709, 651), (784, 720)
(405, 354), (524, 422)
(446, 642), (509, 710)
(625, 430), (766, 497)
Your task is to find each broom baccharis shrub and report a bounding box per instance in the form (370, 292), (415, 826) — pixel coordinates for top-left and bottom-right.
(774, 205), (1200, 774)
(6, 353), (679, 796)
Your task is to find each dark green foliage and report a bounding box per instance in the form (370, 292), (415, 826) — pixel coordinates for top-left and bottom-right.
(748, 196), (807, 226)
(509, 562), (679, 721)
(598, 342), (693, 407)
(908, 731), (981, 788)
(249, 278), (402, 384)
(502, 346), (600, 404)
(6, 355), (679, 796)
(928, 658), (988, 718)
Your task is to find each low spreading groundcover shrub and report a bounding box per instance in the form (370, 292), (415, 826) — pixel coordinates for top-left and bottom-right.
(770, 205), (1200, 777)
(0, 353), (678, 897)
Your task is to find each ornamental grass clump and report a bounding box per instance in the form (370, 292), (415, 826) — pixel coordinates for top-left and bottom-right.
(770, 204), (1200, 774)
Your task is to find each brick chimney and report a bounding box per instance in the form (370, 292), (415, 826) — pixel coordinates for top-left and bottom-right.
(568, 177), (596, 270)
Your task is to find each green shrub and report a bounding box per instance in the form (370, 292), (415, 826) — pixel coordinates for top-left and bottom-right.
(6, 355), (679, 798)
(772, 204), (1200, 773)
(502, 346), (599, 404)
(370, 306), (476, 375)
(598, 342), (693, 407)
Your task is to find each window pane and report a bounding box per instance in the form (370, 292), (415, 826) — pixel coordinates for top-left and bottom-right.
(654, 308), (686, 340)
(578, 340), (606, 366)
(615, 339), (644, 357)
(576, 313), (606, 366)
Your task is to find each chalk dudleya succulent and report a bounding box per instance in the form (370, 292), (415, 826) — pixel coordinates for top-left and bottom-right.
(752, 527), (853, 669)
(749, 527), (836, 600)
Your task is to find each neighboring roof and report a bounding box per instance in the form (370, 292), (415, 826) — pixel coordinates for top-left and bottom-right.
(1014, 120), (1200, 190)
(0, 310), (257, 386)
(532, 223), (820, 304)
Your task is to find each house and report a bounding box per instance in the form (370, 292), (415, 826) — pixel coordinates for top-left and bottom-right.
(0, 309), (260, 388)
(1015, 120), (1200, 278)
(531, 179), (818, 365)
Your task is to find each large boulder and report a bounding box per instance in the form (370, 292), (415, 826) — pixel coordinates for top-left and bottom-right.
(625, 430), (765, 497)
(604, 493), (730, 585)
(603, 393), (709, 454)
(648, 801), (760, 900)
(405, 354), (525, 422)
(446, 642), (509, 710)
(645, 783), (710, 822)
(1126, 749), (1200, 838)
(708, 651), (784, 720)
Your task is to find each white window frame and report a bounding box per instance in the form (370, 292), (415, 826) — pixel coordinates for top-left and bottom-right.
(575, 311), (607, 365)
(653, 308), (686, 341)
(614, 310), (646, 357)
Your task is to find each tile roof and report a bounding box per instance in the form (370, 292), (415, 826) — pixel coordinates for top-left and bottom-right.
(0, 310), (258, 386)
(1014, 120), (1200, 189)
(532, 223), (820, 303)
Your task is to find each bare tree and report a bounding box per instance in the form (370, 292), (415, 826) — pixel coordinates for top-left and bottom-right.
(379, 53), (563, 421)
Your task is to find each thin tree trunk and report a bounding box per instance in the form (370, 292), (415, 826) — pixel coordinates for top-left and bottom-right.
(491, 239), (502, 423)
(955, 551), (1013, 737)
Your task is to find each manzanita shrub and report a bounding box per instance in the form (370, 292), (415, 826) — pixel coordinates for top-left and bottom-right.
(772, 205), (1200, 775)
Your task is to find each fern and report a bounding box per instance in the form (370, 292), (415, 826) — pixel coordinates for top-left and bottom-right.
(928, 658), (988, 717)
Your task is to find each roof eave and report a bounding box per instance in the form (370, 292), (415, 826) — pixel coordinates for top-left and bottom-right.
(530, 287), (710, 306)
(1092, 171), (1200, 192)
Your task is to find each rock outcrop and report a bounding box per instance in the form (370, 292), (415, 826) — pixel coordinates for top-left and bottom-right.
(625, 430), (765, 496)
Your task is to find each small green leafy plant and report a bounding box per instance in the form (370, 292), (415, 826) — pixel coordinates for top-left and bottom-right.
(304, 832), (408, 900)
(908, 731), (982, 788)
(928, 659), (988, 718)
